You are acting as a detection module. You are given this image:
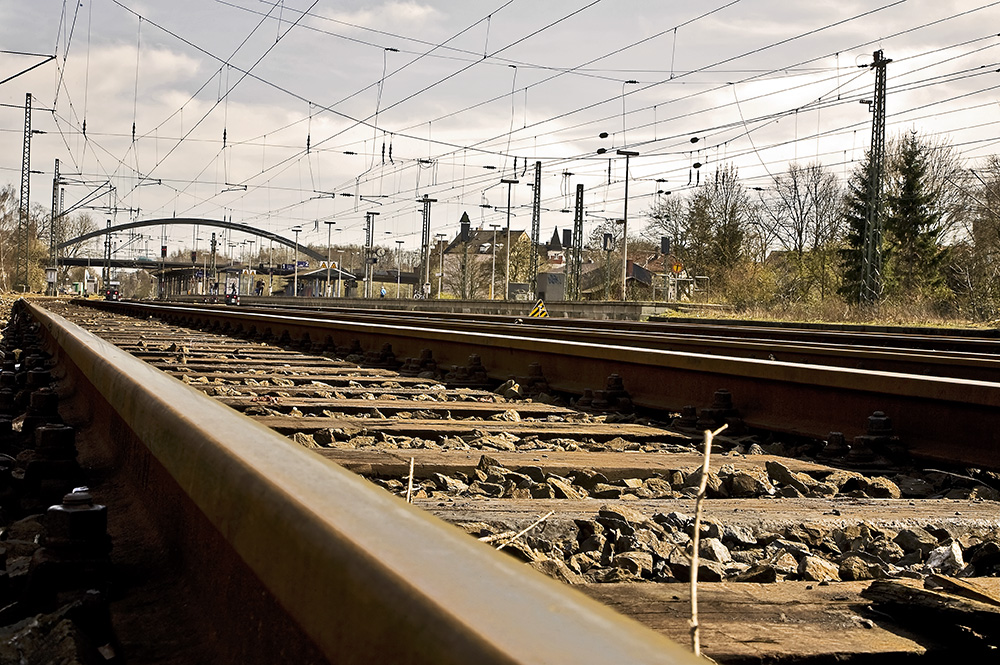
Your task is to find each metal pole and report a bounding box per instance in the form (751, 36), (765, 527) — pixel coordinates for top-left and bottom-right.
(364, 211), (380, 298)
(418, 195), (436, 295)
(292, 226), (302, 297)
(489, 224), (500, 299)
(617, 150), (638, 301)
(325, 221), (335, 297)
(395, 240), (403, 297)
(501, 177), (518, 300)
(15, 93), (31, 292)
(861, 50), (891, 307)
(436, 233), (446, 298)
(335, 251), (342, 297)
(49, 158), (60, 295)
(529, 162), (541, 297)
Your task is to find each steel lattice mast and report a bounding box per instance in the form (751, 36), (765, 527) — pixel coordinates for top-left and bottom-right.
(15, 93), (32, 292)
(568, 183), (584, 300)
(861, 50), (891, 306)
(529, 161), (541, 296)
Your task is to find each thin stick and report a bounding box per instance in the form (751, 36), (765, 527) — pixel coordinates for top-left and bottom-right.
(478, 530), (518, 544)
(690, 423), (727, 657)
(496, 511), (554, 551)
(405, 457), (415, 504)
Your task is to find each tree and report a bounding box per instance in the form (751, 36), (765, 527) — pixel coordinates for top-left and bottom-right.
(760, 162), (844, 301)
(945, 156), (1000, 319)
(883, 131), (951, 302)
(838, 152), (879, 304)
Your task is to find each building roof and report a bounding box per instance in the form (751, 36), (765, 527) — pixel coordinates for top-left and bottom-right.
(444, 228), (529, 255)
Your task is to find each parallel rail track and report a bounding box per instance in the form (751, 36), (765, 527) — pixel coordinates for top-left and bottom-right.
(12, 298), (1000, 662)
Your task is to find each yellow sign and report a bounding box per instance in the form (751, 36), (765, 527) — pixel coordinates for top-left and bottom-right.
(671, 262), (683, 274)
(529, 300), (549, 318)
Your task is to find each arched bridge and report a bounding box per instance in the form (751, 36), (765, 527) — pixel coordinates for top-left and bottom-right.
(57, 217), (327, 262)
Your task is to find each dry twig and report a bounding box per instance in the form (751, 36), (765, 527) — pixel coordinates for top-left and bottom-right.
(690, 423), (727, 657)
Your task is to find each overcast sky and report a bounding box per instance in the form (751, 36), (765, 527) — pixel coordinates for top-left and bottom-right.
(2, 0), (998, 256)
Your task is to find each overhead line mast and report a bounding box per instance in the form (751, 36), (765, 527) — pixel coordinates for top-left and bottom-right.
(861, 49), (891, 307)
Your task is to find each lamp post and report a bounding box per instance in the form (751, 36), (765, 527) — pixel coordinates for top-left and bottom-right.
(489, 223), (500, 299)
(501, 177), (518, 300)
(616, 150), (637, 300)
(324, 221), (336, 297)
(436, 233), (446, 298)
(292, 226), (302, 297)
(597, 136), (639, 301)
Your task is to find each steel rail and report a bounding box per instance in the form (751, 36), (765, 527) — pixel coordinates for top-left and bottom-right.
(215, 297), (1000, 353)
(90, 300), (1000, 470)
(162, 300), (1000, 382)
(26, 301), (704, 665)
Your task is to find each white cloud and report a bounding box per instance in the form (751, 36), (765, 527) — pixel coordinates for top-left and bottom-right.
(320, 2), (441, 32)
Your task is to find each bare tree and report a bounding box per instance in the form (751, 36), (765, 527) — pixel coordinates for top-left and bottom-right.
(759, 162), (844, 300)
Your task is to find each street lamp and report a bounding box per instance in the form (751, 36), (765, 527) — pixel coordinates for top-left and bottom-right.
(324, 221), (336, 298)
(501, 177), (518, 300)
(617, 149), (638, 301)
(597, 144), (639, 301)
(292, 226), (302, 297)
(489, 223), (500, 299)
(395, 240), (404, 297)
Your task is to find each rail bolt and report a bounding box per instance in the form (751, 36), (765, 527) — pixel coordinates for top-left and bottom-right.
(821, 432), (849, 458)
(0, 386), (14, 417)
(28, 387), (60, 417)
(35, 424), (76, 460)
(26, 367), (52, 389)
(711, 389), (734, 411)
(866, 411), (893, 437)
(43, 489), (109, 554)
(674, 405), (699, 429)
(0, 370), (16, 388)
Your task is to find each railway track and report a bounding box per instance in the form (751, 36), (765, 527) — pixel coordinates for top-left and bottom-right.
(2, 298), (999, 663)
(96, 299), (1000, 470)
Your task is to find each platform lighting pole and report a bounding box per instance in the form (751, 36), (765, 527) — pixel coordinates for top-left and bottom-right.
(436, 233), (446, 298)
(292, 226), (302, 297)
(616, 149), (638, 301)
(324, 221), (336, 297)
(501, 177), (518, 300)
(489, 224), (500, 299)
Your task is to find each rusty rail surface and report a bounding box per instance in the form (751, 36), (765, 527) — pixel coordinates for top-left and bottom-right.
(181, 295), (1000, 352)
(25, 300), (704, 664)
(171, 299), (1000, 381)
(84, 299), (1000, 470)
